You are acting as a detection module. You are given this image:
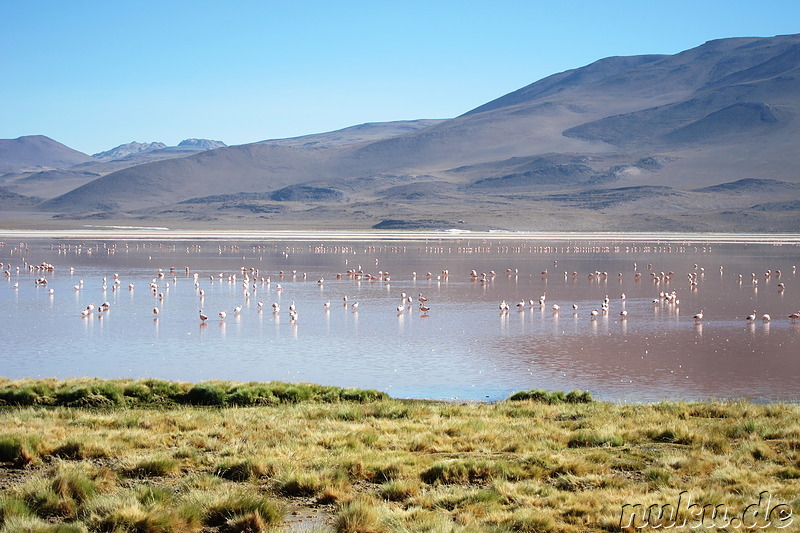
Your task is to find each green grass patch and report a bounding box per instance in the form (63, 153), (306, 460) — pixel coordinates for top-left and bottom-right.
(0, 435), (42, 466)
(203, 489), (283, 528)
(334, 498), (385, 533)
(213, 459), (273, 482)
(421, 459), (522, 485)
(125, 457), (181, 478)
(185, 383), (228, 406)
(507, 389), (593, 404)
(0, 379), (390, 409)
(567, 430), (624, 448)
(275, 472), (324, 497)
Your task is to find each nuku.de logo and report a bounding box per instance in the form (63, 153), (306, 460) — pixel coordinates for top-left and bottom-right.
(619, 491), (793, 529)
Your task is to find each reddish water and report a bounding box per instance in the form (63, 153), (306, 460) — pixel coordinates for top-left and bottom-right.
(2, 236), (799, 402)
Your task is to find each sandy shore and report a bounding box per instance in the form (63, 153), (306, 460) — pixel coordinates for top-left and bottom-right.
(1, 228), (800, 244)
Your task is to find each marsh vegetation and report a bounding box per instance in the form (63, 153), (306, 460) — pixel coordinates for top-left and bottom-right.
(1, 379), (799, 532)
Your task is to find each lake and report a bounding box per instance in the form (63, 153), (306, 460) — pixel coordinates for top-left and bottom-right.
(2, 231), (799, 402)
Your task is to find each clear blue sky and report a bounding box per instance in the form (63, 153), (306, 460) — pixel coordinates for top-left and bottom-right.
(1, 0), (798, 155)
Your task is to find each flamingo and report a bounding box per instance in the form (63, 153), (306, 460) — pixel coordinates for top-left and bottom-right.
(219, 310), (227, 319)
(153, 307), (159, 316)
(590, 309), (599, 318)
(620, 310), (628, 319)
(789, 312), (800, 322)
(323, 301), (331, 310)
(351, 301), (359, 311)
(746, 311), (757, 322)
(693, 310), (704, 321)
(762, 314), (771, 322)
(199, 310), (208, 322)
(419, 303), (431, 313)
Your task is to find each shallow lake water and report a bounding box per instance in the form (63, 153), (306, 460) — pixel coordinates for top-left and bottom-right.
(2, 234), (799, 402)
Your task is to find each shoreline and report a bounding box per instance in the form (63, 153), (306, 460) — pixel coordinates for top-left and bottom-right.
(0, 377), (796, 407)
(3, 228), (800, 244)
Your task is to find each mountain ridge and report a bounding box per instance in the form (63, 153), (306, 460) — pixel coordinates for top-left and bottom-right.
(92, 141), (168, 162)
(4, 34), (800, 232)
(0, 135), (94, 174)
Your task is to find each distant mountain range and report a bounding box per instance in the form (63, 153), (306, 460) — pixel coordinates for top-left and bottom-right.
(92, 141), (168, 161)
(0, 137), (229, 199)
(90, 139), (227, 163)
(2, 34), (800, 232)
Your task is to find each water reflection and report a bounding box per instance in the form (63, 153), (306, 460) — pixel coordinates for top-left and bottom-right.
(1, 236), (799, 401)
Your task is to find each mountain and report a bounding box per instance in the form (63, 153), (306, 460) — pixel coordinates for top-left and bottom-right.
(92, 139), (227, 162)
(0, 138), (233, 199)
(92, 141), (167, 162)
(22, 34), (800, 231)
(0, 135), (94, 174)
(258, 120), (445, 147)
(177, 139), (226, 150)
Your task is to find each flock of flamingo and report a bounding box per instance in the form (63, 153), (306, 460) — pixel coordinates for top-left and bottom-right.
(2, 247), (799, 328)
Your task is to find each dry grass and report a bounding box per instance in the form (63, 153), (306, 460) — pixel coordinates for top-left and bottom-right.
(1, 380), (799, 532)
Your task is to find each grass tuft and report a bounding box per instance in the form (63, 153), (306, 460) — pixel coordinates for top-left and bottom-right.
(125, 457), (181, 478)
(334, 498), (385, 533)
(0, 436), (41, 466)
(214, 459), (273, 482)
(420, 459), (521, 485)
(276, 473), (323, 497)
(508, 389), (593, 404)
(203, 490), (282, 528)
(0, 494), (33, 522)
(567, 430), (624, 448)
(379, 480), (420, 502)
(185, 383), (228, 406)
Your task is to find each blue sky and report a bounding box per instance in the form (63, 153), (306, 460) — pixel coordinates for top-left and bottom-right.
(1, 1), (798, 155)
